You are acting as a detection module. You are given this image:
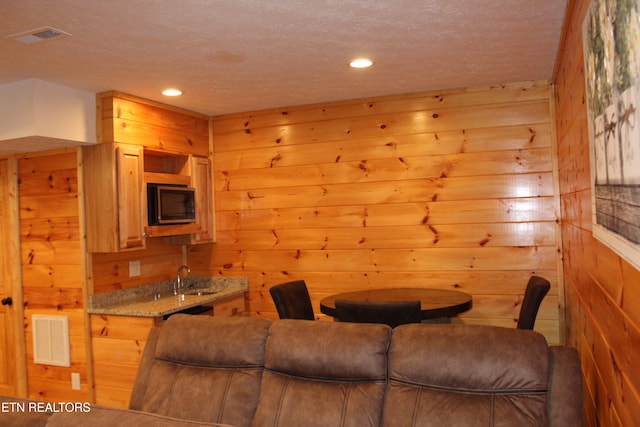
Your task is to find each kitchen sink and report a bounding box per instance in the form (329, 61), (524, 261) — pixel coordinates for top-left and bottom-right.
(184, 289), (218, 296)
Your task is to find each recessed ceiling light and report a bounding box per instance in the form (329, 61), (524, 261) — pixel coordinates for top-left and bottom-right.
(162, 89), (183, 96)
(349, 58), (373, 69)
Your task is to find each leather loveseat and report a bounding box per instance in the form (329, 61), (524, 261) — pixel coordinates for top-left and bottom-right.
(2, 314), (584, 426)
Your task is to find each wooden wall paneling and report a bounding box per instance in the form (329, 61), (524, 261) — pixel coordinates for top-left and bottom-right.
(216, 174), (555, 211)
(90, 238), (184, 294)
(77, 146), (95, 403)
(17, 149), (91, 402)
(548, 83), (566, 344)
(231, 247), (557, 273)
(207, 83), (562, 343)
(621, 260), (640, 327)
(215, 222), (557, 251)
(554, 0), (640, 424)
(90, 314), (158, 407)
(216, 198), (557, 230)
(213, 80), (552, 135)
(99, 94), (209, 136)
(213, 100), (551, 153)
(212, 295), (246, 317)
(215, 124), (552, 172)
(216, 148), (552, 190)
(98, 91), (210, 156)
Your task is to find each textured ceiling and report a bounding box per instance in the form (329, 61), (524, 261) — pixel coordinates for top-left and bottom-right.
(0, 0), (567, 116)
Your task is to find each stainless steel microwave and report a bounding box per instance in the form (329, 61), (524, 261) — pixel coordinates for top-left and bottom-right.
(147, 184), (196, 225)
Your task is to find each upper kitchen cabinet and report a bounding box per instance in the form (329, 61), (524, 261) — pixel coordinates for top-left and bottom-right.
(84, 91), (214, 252)
(84, 143), (146, 252)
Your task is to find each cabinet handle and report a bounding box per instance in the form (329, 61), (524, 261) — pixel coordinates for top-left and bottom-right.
(1, 297), (12, 306)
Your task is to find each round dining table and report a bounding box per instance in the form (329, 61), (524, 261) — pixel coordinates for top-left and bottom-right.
(320, 288), (472, 321)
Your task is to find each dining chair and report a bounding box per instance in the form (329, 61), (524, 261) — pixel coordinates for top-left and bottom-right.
(517, 275), (551, 330)
(335, 299), (422, 328)
(269, 280), (315, 320)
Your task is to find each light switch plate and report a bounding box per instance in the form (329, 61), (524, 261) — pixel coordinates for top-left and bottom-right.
(129, 260), (141, 277)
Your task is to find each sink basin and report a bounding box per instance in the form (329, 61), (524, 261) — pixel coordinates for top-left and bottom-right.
(184, 289), (218, 296)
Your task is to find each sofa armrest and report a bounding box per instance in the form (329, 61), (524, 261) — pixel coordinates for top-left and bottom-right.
(129, 326), (161, 410)
(548, 346), (584, 427)
(46, 406), (234, 427)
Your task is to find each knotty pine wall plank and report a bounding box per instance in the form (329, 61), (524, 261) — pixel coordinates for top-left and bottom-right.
(19, 217), (81, 242)
(216, 174), (554, 211)
(217, 149), (552, 190)
(214, 101), (550, 151)
(554, 0), (640, 424)
(215, 124), (552, 171)
(202, 246), (557, 273)
(98, 91), (210, 156)
(214, 81), (551, 133)
(99, 93), (209, 135)
(217, 198), (556, 229)
(215, 222), (557, 250)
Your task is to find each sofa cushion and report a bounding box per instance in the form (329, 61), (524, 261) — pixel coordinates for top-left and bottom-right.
(252, 319), (392, 427)
(131, 315), (271, 427)
(384, 324), (550, 427)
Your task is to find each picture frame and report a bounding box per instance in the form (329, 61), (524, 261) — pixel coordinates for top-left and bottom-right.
(582, 0), (640, 270)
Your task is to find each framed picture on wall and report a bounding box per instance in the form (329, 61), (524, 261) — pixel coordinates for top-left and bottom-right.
(582, 0), (640, 270)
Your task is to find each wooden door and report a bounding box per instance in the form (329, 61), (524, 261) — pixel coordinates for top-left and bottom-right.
(116, 144), (146, 250)
(0, 158), (27, 396)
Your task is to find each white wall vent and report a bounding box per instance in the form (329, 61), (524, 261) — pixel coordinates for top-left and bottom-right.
(3, 26), (71, 44)
(32, 314), (71, 367)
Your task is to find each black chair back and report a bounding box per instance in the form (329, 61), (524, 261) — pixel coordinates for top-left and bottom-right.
(335, 299), (422, 328)
(269, 280), (315, 320)
(517, 276), (551, 330)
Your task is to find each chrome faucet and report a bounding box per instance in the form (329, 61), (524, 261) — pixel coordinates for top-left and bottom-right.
(175, 264), (190, 294)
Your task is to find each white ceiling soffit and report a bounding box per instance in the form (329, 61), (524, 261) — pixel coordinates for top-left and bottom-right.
(0, 0), (568, 116)
(0, 79), (96, 150)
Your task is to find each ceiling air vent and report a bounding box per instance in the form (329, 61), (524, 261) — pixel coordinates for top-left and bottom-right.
(4, 26), (71, 44)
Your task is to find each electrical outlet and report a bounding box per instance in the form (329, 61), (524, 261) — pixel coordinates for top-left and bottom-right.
(71, 372), (81, 390)
(129, 260), (141, 277)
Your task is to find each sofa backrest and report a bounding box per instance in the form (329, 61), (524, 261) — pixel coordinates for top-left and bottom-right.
(252, 319), (392, 427)
(384, 324), (552, 426)
(129, 314), (271, 427)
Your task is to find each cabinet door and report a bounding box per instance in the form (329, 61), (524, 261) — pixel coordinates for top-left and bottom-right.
(190, 156), (216, 243)
(116, 145), (146, 250)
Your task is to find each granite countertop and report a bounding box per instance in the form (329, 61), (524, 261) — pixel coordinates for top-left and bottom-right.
(88, 277), (248, 317)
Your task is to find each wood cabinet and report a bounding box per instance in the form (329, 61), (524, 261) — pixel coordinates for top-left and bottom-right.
(190, 156), (216, 243)
(89, 91), (216, 252)
(164, 155), (216, 245)
(84, 143), (146, 252)
(85, 147), (216, 252)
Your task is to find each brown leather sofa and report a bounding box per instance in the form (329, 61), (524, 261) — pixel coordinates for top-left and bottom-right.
(2, 314), (584, 426)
